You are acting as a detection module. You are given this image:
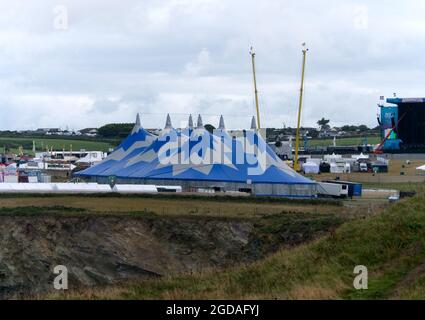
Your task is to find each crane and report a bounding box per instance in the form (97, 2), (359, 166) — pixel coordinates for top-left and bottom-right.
(250, 46), (261, 130)
(294, 43), (308, 171)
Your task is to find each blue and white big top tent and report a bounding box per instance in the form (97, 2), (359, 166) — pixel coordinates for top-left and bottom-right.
(74, 113), (156, 178)
(76, 114), (317, 197)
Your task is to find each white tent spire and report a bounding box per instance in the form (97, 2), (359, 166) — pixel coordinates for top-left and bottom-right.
(218, 115), (225, 130)
(196, 114), (203, 129)
(131, 113), (141, 134)
(135, 113), (141, 126)
(165, 114), (173, 129)
(250, 116), (257, 130)
(188, 114), (194, 129)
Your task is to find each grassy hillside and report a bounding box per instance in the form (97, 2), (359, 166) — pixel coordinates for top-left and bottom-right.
(42, 189), (425, 300)
(0, 134), (380, 153)
(0, 194), (342, 217)
(309, 135), (380, 147)
(0, 137), (116, 154)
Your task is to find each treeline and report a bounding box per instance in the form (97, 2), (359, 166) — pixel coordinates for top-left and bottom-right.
(0, 124), (134, 141)
(97, 123), (134, 138)
(0, 122), (381, 141)
(266, 125), (379, 136)
(340, 125), (379, 132)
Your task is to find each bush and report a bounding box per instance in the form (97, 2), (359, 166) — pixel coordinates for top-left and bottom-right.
(98, 123), (134, 138)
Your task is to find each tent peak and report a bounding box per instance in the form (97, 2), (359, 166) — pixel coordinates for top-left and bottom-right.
(218, 115), (225, 130)
(165, 114), (173, 129)
(196, 114), (203, 129)
(131, 113), (141, 134)
(188, 114), (194, 129)
(250, 116), (257, 130)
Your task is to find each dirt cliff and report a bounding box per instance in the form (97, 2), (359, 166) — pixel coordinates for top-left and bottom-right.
(0, 210), (341, 298)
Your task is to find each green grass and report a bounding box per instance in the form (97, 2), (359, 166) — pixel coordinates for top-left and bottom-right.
(394, 273), (425, 299)
(0, 136), (116, 154)
(362, 182), (425, 193)
(0, 205), (159, 218)
(0, 206), (89, 216)
(49, 190), (425, 299)
(0, 192), (343, 206)
(309, 135), (380, 147)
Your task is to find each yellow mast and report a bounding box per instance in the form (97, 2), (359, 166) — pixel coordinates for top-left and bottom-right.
(250, 47), (261, 129)
(294, 43), (308, 172)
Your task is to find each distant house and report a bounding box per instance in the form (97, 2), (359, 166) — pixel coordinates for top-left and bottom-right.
(42, 129), (65, 135)
(62, 130), (74, 136)
(36, 128), (49, 133)
(17, 130), (35, 135)
(78, 128), (98, 137)
(36, 128), (61, 135)
(318, 131), (328, 138)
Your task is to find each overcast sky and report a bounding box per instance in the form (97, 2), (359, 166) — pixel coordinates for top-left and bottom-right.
(1, 0), (425, 130)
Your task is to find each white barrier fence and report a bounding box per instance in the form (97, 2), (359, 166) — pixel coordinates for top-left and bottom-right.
(112, 184), (158, 194)
(0, 183), (182, 194)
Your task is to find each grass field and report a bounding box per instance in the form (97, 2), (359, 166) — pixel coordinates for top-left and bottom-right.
(0, 195), (346, 218)
(309, 135), (380, 147)
(0, 136), (116, 154)
(0, 135), (381, 154)
(306, 159), (425, 184)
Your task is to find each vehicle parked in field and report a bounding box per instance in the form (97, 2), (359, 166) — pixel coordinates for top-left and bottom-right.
(323, 180), (362, 198)
(317, 182), (349, 198)
(359, 162), (368, 172)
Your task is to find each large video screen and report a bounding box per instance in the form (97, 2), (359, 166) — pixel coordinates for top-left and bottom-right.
(398, 103), (425, 145)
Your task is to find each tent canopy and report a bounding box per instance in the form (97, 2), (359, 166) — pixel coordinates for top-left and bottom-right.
(76, 115), (314, 185)
(302, 162), (320, 174)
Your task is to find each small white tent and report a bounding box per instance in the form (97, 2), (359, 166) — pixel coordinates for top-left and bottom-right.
(416, 164), (425, 175)
(352, 152), (369, 160)
(416, 165), (425, 171)
(302, 162), (320, 174)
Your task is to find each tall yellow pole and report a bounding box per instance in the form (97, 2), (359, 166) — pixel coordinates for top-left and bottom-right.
(294, 44), (308, 172)
(250, 47), (261, 129)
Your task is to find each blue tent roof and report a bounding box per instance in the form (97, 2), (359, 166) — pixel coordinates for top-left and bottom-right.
(75, 116), (155, 177)
(76, 117), (313, 185)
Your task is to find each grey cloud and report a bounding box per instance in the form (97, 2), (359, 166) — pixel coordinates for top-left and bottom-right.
(0, 0), (424, 130)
